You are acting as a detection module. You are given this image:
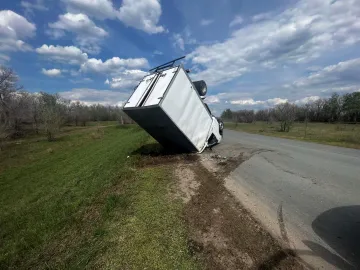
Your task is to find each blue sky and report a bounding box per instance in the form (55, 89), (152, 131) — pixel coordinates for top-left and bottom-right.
(1, 0), (360, 115)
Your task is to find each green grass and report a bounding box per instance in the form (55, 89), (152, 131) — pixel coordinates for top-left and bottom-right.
(225, 121), (360, 149)
(0, 125), (198, 269)
(86, 121), (119, 126)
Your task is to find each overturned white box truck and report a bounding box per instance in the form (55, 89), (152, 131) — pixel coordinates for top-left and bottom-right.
(123, 57), (223, 153)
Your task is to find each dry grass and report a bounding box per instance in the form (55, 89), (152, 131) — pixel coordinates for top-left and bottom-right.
(225, 122), (360, 149)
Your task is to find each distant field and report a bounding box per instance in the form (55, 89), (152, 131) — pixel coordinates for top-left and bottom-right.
(86, 121), (119, 126)
(0, 124), (198, 269)
(225, 121), (360, 149)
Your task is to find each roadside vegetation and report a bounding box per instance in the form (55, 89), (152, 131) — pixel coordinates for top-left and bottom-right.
(0, 67), (134, 150)
(225, 122), (360, 149)
(0, 67), (199, 268)
(222, 92), (360, 149)
(0, 124), (198, 269)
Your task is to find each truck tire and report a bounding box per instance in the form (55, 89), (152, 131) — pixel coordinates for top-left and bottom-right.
(218, 119), (224, 136)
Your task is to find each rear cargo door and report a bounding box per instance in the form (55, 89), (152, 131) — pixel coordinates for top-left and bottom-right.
(143, 67), (178, 106)
(124, 74), (156, 108)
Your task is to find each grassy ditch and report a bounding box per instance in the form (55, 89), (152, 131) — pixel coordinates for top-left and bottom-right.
(0, 124), (198, 269)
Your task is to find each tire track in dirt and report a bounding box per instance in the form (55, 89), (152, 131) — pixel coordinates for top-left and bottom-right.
(178, 153), (303, 270)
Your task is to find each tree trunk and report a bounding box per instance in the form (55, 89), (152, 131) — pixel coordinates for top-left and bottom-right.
(47, 130), (53, 142)
(33, 116), (39, 134)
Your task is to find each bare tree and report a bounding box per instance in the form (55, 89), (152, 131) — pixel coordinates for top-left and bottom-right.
(39, 93), (65, 141)
(1, 65), (135, 146)
(8, 92), (32, 137)
(273, 102), (297, 132)
(323, 93), (342, 122)
(0, 67), (22, 150)
(304, 103), (311, 138)
(221, 109), (233, 121)
(29, 93), (41, 134)
(232, 110), (255, 124)
(255, 109), (270, 122)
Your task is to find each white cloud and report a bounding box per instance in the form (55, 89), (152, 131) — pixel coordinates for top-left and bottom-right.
(231, 99), (265, 105)
(229, 16), (244, 27)
(189, 0), (360, 86)
(286, 58), (360, 95)
(252, 12), (273, 22)
(59, 88), (129, 106)
(294, 96), (320, 104)
(69, 69), (80, 76)
(153, 50), (163, 55)
(70, 77), (93, 84)
(118, 0), (165, 34)
(201, 19), (214, 26)
(21, 0), (48, 13)
(62, 0), (117, 20)
(294, 58), (360, 88)
(0, 40), (33, 52)
(321, 86), (360, 93)
(36, 44), (88, 65)
(191, 66), (248, 86)
(36, 45), (150, 84)
(41, 68), (62, 77)
(62, 69), (81, 76)
(172, 33), (185, 51)
(172, 28), (197, 51)
(267, 98), (288, 106)
(63, 0), (165, 35)
(205, 95), (220, 104)
(105, 69), (148, 89)
(48, 13), (108, 54)
(0, 54), (10, 62)
(231, 97), (288, 106)
(0, 10), (36, 52)
(306, 66), (322, 72)
(81, 57), (149, 74)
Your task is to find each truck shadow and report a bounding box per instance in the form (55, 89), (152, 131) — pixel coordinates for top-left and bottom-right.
(131, 143), (198, 167)
(309, 205), (360, 269)
(131, 143), (187, 156)
(258, 205), (359, 269)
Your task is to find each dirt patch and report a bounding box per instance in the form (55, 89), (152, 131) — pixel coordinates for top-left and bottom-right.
(133, 143), (199, 168)
(175, 164), (200, 203)
(181, 150), (305, 270)
(133, 143), (305, 269)
(199, 144), (269, 177)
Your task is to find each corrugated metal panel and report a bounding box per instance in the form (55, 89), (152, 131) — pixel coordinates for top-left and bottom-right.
(124, 74), (156, 108)
(143, 67), (178, 106)
(160, 67), (212, 151)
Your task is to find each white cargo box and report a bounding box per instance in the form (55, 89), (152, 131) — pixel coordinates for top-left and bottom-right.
(123, 65), (214, 152)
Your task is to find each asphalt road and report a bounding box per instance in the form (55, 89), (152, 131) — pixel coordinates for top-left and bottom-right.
(217, 129), (360, 269)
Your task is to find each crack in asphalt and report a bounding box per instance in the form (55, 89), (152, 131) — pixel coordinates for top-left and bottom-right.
(260, 154), (318, 185)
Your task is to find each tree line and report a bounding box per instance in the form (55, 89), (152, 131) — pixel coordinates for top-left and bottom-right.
(0, 67), (133, 148)
(221, 92), (360, 132)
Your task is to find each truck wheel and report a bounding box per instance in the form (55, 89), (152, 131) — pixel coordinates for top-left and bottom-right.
(218, 119), (224, 135)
